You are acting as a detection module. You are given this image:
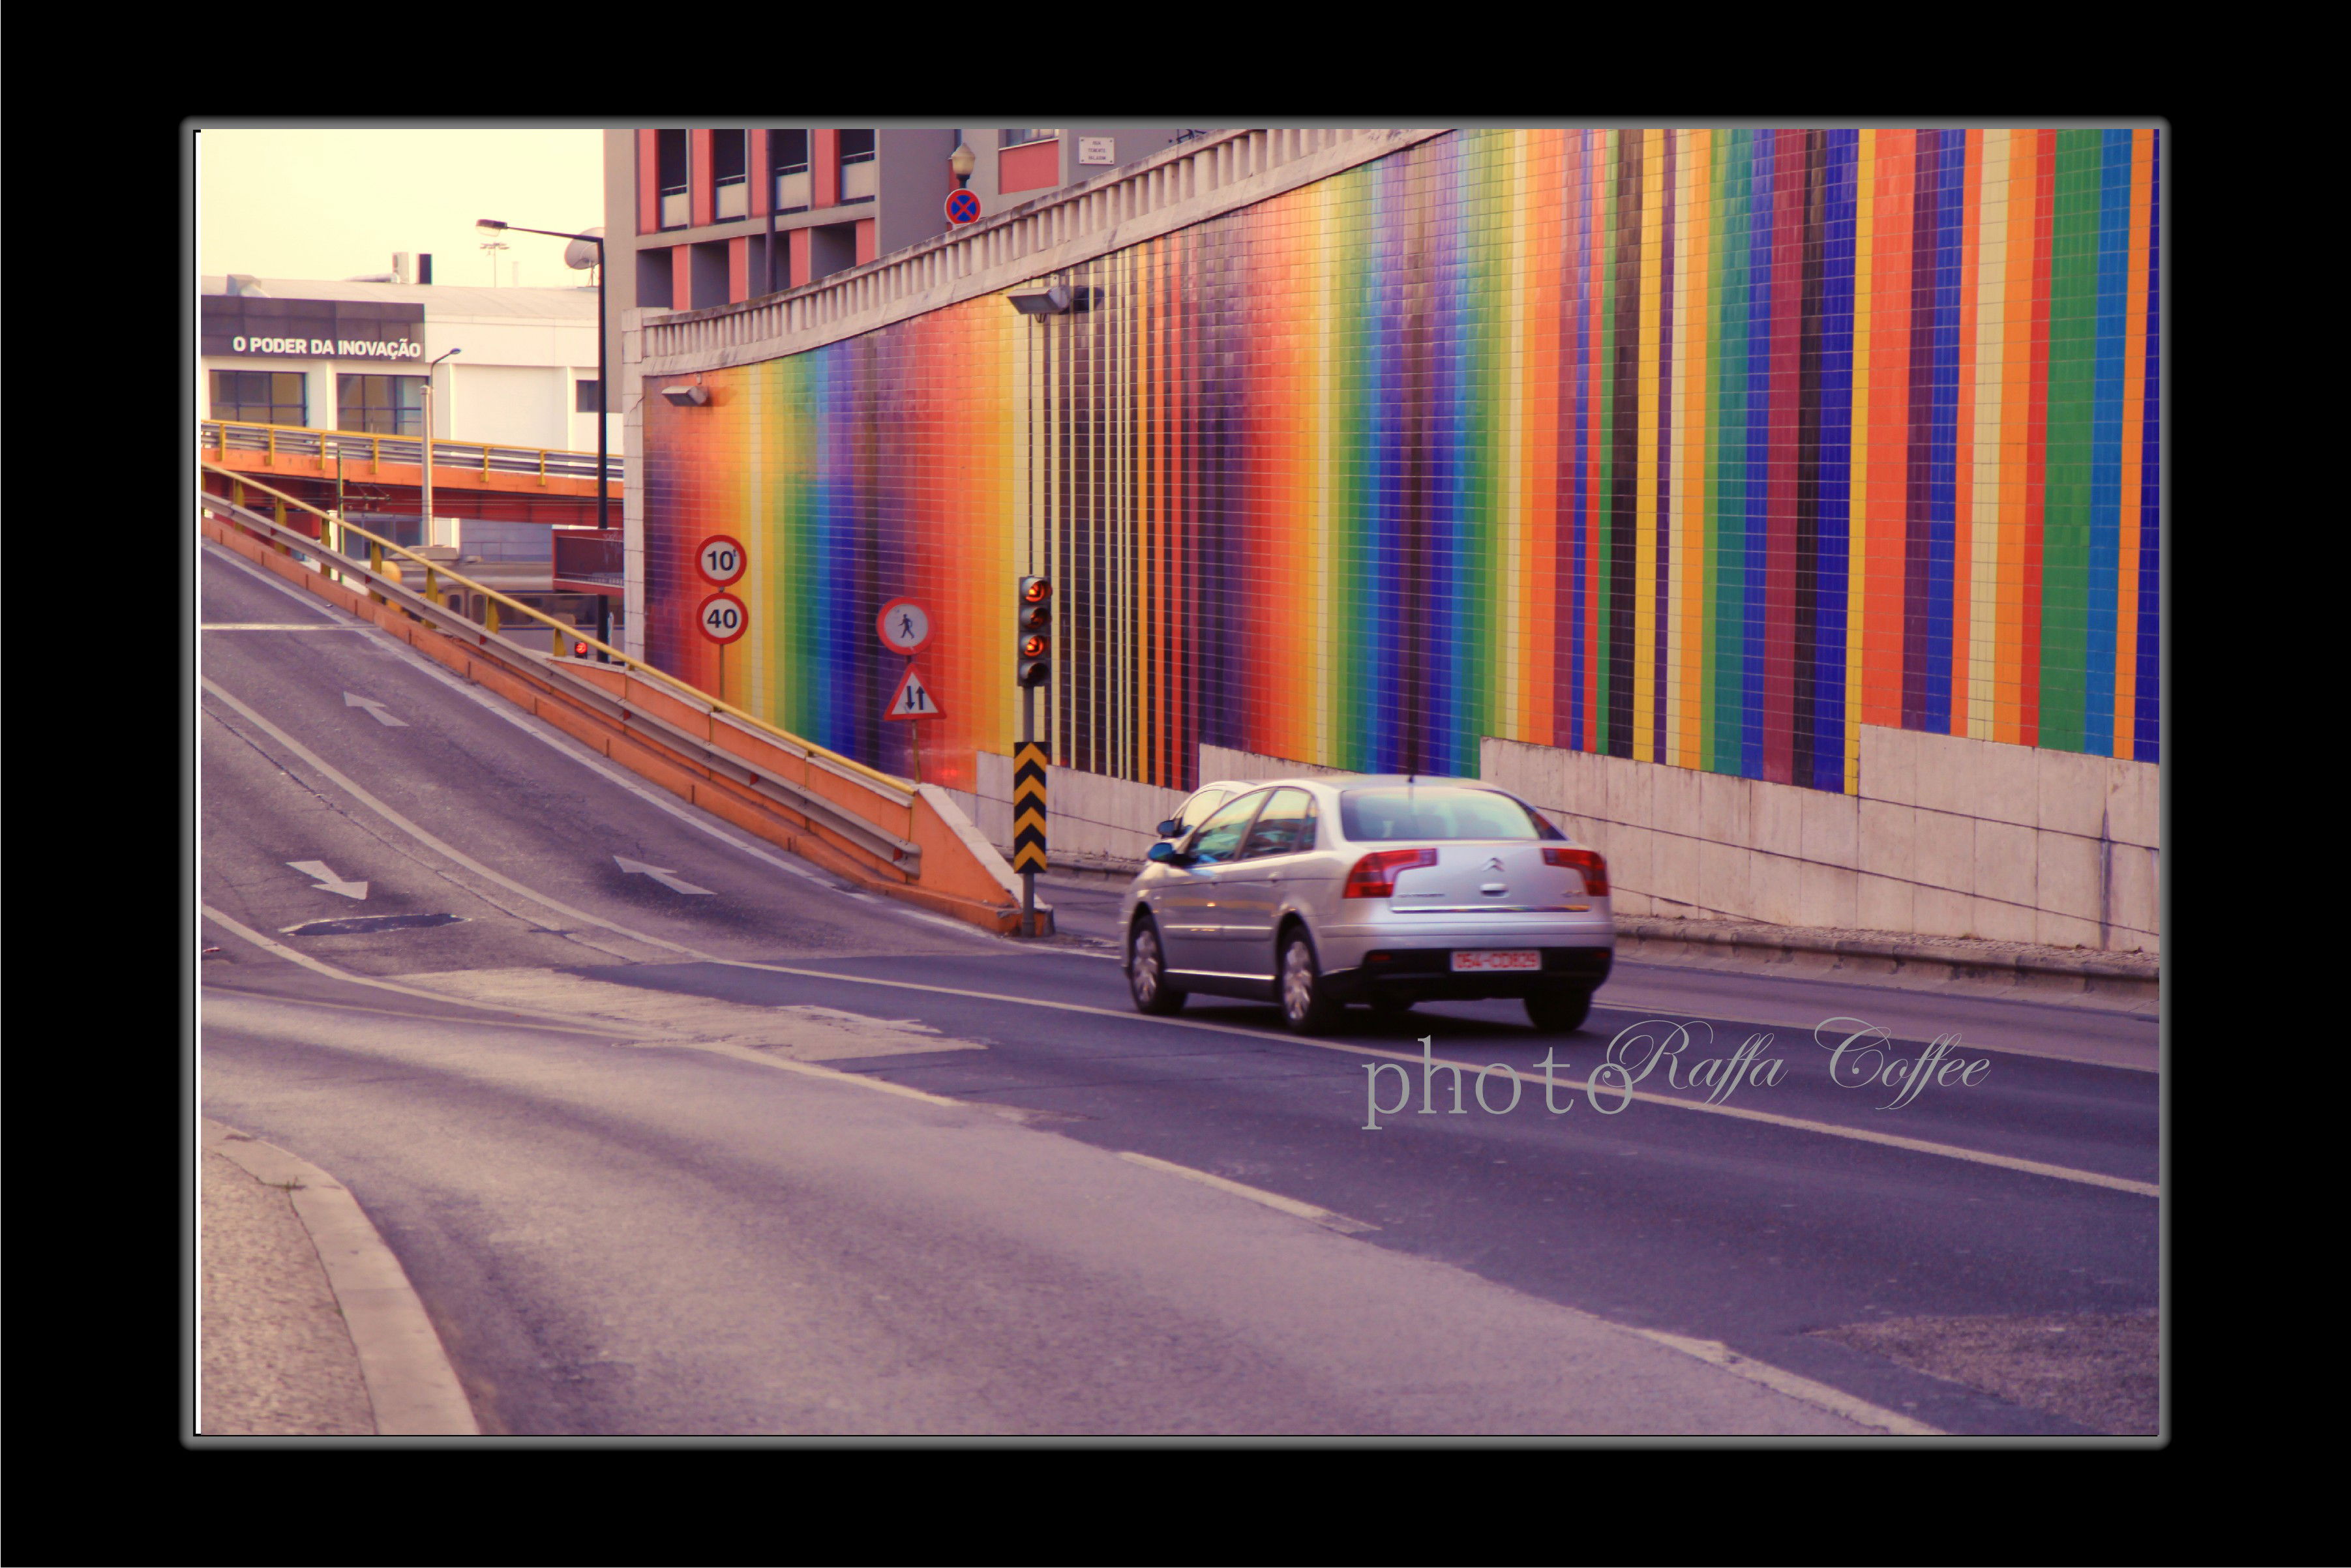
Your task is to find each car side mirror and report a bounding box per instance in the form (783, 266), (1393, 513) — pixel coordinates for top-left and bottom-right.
(1146, 842), (1188, 865)
(1154, 819), (1183, 838)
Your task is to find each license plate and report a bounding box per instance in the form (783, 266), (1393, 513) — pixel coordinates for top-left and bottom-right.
(1452, 950), (1540, 972)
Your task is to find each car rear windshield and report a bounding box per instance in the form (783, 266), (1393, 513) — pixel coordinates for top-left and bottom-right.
(1339, 787), (1558, 842)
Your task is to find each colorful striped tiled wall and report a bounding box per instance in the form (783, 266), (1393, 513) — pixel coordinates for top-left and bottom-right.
(642, 126), (2161, 797)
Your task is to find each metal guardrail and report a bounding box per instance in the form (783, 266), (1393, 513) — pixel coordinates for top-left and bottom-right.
(199, 466), (923, 870)
(202, 421), (623, 486)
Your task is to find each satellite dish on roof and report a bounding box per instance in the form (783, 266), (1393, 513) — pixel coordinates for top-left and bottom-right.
(564, 228), (604, 271)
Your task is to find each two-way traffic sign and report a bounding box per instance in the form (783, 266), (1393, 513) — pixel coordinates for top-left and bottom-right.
(884, 668), (940, 720)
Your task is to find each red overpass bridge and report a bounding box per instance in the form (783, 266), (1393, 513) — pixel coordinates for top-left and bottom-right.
(200, 419), (624, 601)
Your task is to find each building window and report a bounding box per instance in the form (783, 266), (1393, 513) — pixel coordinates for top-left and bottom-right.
(636, 247), (675, 308)
(839, 128), (876, 203)
(713, 129), (749, 221)
(771, 129), (811, 213)
(336, 374), (425, 436)
(1000, 128), (1061, 147)
(657, 129), (689, 229)
(211, 370), (307, 427)
(575, 379), (601, 414)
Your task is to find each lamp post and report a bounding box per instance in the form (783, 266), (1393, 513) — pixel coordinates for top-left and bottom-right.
(479, 218), (612, 658)
(421, 346), (462, 558)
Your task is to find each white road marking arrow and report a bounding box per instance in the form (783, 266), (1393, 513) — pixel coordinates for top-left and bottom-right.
(286, 860), (370, 900)
(344, 692), (408, 727)
(614, 855), (714, 895)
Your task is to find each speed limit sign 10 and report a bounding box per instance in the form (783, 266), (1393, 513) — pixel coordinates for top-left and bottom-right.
(697, 535), (747, 586)
(696, 591), (749, 644)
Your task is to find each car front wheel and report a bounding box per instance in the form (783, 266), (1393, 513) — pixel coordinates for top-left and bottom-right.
(1129, 918), (1186, 1015)
(1280, 930), (1343, 1035)
(1525, 988), (1593, 1033)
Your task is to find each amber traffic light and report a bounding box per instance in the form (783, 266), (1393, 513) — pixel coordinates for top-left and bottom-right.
(1015, 576), (1051, 687)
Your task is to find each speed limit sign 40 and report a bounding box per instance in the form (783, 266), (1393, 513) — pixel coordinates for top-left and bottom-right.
(696, 591), (749, 644)
(697, 535), (747, 585)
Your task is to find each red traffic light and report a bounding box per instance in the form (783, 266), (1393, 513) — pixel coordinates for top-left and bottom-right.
(1021, 634), (1048, 659)
(573, 640), (590, 657)
(1021, 576), (1053, 604)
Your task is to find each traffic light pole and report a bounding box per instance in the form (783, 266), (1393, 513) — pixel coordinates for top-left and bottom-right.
(1021, 683), (1036, 931)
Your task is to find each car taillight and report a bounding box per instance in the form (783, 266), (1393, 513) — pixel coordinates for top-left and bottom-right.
(1542, 846), (1610, 895)
(1343, 848), (1438, 898)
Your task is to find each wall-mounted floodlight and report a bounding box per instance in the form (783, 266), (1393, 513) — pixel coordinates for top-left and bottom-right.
(661, 384), (710, 407)
(1007, 283), (1073, 316)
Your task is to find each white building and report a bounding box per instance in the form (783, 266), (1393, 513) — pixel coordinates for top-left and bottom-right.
(201, 274), (619, 454)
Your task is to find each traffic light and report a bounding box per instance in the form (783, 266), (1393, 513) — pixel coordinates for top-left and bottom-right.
(1016, 576), (1051, 687)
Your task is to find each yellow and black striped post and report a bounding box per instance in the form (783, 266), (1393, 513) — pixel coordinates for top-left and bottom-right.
(1013, 742), (1049, 932)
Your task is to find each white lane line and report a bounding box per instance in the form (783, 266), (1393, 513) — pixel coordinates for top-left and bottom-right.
(1590, 979), (2160, 1074)
(620, 1038), (976, 1107)
(198, 906), (652, 1037)
(200, 980), (649, 1039)
(1627, 1329), (1943, 1436)
(202, 677), (699, 958)
(199, 930), (1926, 1440)
(202, 540), (993, 938)
(1116, 1151), (1378, 1234)
(203, 623), (360, 631)
(198, 593), (2153, 1200)
(706, 962), (2162, 1199)
(207, 675), (2156, 1202)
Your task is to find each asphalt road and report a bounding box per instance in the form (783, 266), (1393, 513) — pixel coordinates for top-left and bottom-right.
(198, 542), (2162, 1436)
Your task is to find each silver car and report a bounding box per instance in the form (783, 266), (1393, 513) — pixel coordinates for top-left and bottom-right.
(1153, 780), (1261, 844)
(1118, 776), (1613, 1035)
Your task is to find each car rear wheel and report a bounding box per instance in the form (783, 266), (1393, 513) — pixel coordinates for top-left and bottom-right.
(1280, 930), (1343, 1035)
(1128, 918), (1186, 1015)
(1525, 988), (1593, 1033)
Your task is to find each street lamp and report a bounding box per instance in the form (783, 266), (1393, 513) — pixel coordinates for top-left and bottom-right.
(480, 217), (612, 658)
(421, 347), (462, 554)
(949, 140), (976, 188)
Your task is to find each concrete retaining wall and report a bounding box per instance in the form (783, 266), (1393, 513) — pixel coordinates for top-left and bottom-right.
(1482, 730), (2157, 954)
(942, 727), (2160, 957)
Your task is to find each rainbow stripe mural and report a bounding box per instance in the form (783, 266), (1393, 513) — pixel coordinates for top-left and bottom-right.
(643, 126), (2161, 797)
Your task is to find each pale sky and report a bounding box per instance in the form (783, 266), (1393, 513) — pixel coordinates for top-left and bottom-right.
(196, 128), (606, 288)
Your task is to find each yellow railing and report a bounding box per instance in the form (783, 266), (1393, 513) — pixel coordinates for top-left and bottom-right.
(199, 464), (910, 795)
(203, 419), (621, 486)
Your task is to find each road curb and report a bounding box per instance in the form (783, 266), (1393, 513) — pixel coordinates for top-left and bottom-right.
(1615, 918), (2159, 1003)
(203, 1119), (480, 1436)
